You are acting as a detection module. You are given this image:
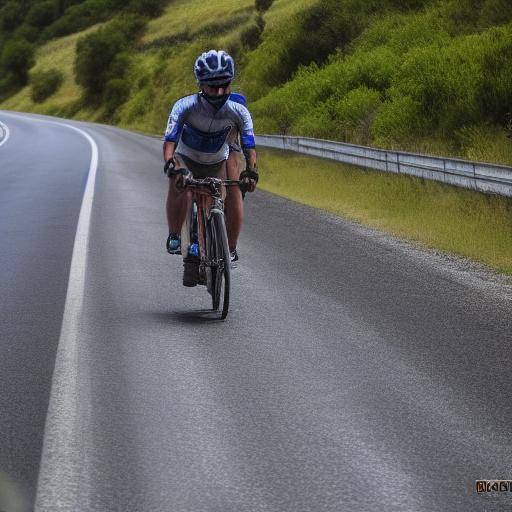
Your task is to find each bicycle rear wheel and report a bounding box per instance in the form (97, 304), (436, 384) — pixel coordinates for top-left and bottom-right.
(209, 209), (230, 319)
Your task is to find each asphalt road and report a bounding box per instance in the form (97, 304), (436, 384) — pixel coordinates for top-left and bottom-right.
(1, 111), (511, 512)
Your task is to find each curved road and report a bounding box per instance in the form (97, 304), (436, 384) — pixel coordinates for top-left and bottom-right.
(1, 111), (511, 512)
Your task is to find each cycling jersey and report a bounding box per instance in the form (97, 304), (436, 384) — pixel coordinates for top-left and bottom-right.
(229, 92), (247, 107)
(164, 93), (255, 165)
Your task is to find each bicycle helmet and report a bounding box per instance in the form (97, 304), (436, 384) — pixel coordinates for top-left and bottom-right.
(194, 50), (235, 86)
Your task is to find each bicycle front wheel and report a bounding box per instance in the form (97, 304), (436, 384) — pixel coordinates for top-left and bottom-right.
(209, 209), (230, 319)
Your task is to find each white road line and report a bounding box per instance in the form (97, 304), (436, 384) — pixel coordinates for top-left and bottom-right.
(0, 120), (10, 147)
(27, 120), (99, 511)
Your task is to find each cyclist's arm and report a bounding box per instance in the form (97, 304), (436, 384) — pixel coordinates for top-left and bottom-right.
(244, 148), (257, 169)
(163, 141), (176, 162)
(163, 100), (186, 163)
(236, 105), (257, 169)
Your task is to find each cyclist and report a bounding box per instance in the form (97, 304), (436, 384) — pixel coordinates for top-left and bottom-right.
(163, 49), (258, 287)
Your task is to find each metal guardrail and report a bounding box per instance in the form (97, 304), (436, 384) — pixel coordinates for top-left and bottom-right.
(255, 134), (512, 198)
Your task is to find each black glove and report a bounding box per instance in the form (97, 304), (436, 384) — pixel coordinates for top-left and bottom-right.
(239, 168), (259, 193)
(173, 167), (192, 190)
(165, 157), (179, 176)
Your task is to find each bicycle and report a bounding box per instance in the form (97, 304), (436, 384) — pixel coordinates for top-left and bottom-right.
(180, 176), (241, 320)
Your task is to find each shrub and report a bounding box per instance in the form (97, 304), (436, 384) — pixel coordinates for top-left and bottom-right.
(437, 0), (482, 35)
(252, 62), (336, 134)
(291, 102), (337, 139)
(26, 0), (58, 28)
(0, 1), (25, 32)
(255, 0), (273, 13)
(332, 86), (382, 144)
(127, 0), (167, 16)
(456, 124), (512, 164)
(103, 78), (130, 115)
(75, 29), (126, 98)
(474, 26), (512, 123)
(43, 0), (163, 39)
(343, 47), (399, 92)
(277, 0), (399, 84)
(74, 14), (146, 99)
(371, 95), (424, 145)
(0, 38), (34, 86)
(30, 68), (64, 102)
(43, 0), (126, 39)
(241, 15), (265, 49)
(479, 0), (512, 26)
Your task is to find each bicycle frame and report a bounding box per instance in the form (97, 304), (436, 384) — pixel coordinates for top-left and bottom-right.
(186, 178), (237, 261)
(181, 178), (240, 318)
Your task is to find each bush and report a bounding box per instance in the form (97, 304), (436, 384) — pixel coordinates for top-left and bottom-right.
(127, 0), (167, 16)
(291, 102), (337, 139)
(278, 0), (393, 84)
(0, 1), (25, 32)
(474, 26), (512, 123)
(75, 29), (126, 98)
(30, 68), (64, 102)
(43, 0), (126, 39)
(43, 0), (163, 39)
(479, 0), (512, 26)
(371, 95), (424, 145)
(241, 15), (265, 49)
(74, 14), (146, 99)
(255, 0), (273, 13)
(103, 78), (130, 115)
(0, 38), (34, 86)
(26, 0), (58, 28)
(333, 86), (382, 144)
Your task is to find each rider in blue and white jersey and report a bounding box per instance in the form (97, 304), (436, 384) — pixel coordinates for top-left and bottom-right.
(163, 50), (258, 287)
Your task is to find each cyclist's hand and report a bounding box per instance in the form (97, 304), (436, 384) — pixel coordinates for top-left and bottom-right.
(239, 168), (259, 193)
(164, 157), (176, 176)
(174, 168), (192, 191)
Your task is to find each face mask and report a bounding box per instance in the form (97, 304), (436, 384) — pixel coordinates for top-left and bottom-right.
(202, 91), (229, 108)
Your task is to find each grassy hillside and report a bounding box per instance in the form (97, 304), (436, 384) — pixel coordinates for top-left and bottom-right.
(1, 0), (511, 165)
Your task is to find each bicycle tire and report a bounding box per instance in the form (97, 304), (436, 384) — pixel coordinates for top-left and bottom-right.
(209, 209), (230, 319)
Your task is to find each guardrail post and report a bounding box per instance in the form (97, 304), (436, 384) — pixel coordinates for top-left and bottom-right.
(385, 152), (388, 172)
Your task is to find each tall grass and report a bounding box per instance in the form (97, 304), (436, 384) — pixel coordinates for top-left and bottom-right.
(142, 0), (254, 44)
(258, 148), (512, 275)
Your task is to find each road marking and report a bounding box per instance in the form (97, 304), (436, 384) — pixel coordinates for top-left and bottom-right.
(26, 119), (99, 511)
(0, 120), (10, 147)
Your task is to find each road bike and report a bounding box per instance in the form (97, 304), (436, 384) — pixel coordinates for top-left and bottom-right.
(181, 176), (240, 320)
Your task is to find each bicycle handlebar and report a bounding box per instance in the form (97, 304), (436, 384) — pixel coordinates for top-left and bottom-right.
(185, 177), (241, 187)
(182, 176), (240, 194)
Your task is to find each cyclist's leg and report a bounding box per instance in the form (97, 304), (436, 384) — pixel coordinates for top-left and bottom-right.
(225, 145), (244, 254)
(166, 154), (191, 252)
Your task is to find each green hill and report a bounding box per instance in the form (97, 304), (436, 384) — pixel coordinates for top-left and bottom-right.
(1, 0), (512, 164)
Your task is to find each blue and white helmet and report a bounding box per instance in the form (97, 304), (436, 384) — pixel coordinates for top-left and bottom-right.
(194, 50), (235, 86)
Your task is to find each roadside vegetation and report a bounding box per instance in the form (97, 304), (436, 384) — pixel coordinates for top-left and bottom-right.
(246, 0), (512, 165)
(2, 0), (510, 164)
(1, 0), (511, 273)
(258, 148), (512, 275)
